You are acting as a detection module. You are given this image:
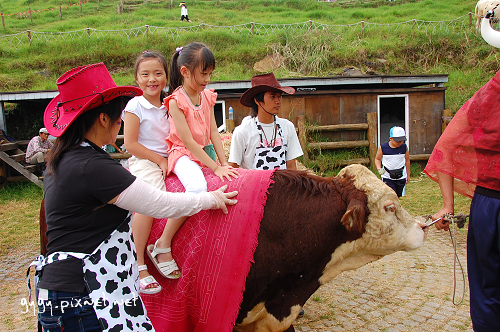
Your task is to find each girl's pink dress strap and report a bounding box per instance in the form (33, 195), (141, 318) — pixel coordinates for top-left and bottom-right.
(164, 88), (218, 175)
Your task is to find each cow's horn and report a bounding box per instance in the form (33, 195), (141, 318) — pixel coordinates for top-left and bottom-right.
(481, 11), (500, 48)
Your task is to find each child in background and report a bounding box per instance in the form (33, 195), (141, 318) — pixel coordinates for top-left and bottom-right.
(123, 51), (170, 293)
(146, 42), (238, 279)
(375, 126), (410, 197)
(180, 2), (192, 22)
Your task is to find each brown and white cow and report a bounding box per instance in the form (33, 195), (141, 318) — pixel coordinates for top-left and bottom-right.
(234, 164), (426, 332)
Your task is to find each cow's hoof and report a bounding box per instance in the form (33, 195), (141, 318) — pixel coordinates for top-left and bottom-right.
(284, 326), (295, 332)
(298, 308), (305, 318)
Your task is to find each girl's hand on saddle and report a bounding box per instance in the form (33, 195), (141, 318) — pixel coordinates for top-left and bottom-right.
(214, 165), (239, 182)
(208, 184), (238, 214)
(158, 158), (169, 179)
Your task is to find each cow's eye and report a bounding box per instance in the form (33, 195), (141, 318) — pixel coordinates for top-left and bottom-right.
(384, 203), (396, 212)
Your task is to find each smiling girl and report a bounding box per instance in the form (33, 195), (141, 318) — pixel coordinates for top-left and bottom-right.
(123, 51), (170, 293)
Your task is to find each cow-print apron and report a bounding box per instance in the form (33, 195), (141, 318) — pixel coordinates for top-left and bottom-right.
(27, 214), (155, 332)
(252, 117), (287, 170)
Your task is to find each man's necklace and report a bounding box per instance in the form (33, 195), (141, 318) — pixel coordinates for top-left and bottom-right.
(182, 87), (200, 107)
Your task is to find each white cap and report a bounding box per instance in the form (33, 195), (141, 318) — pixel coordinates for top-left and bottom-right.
(389, 126), (406, 142)
(39, 128), (49, 134)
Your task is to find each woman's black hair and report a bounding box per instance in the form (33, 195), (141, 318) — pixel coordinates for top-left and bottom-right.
(46, 97), (125, 174)
(134, 50), (169, 101)
(168, 42), (215, 95)
(249, 91), (266, 117)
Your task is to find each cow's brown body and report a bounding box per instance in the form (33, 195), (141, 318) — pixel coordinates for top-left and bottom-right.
(234, 165), (426, 332)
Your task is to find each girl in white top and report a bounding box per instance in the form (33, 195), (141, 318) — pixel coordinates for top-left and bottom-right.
(123, 51), (170, 294)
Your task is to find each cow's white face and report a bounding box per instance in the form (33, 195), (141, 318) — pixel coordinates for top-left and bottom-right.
(320, 164), (426, 284)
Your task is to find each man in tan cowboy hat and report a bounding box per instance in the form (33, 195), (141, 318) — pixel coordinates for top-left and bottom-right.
(228, 72), (303, 171)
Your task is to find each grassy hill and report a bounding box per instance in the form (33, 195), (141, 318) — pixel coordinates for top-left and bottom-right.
(0, 0), (499, 114)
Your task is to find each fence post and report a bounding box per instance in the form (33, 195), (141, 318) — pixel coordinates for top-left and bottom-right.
(412, 18), (415, 28)
(361, 20), (364, 31)
(87, 27), (90, 38)
(121, 0), (124, 13)
(59, 6), (62, 19)
(145, 24), (149, 39)
(80, 2), (83, 12)
(29, 7), (33, 23)
(27, 29), (32, 45)
(202, 23), (205, 30)
(170, 0), (173, 9)
(1, 12), (4, 29)
(366, 112), (377, 170)
(297, 115), (308, 163)
(251, 21), (254, 35)
(442, 109), (452, 133)
(309, 19), (312, 31)
(469, 11), (473, 28)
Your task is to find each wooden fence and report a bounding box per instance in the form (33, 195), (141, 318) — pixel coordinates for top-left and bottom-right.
(297, 112), (433, 170)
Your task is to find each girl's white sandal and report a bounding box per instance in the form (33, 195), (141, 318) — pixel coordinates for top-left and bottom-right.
(138, 265), (162, 294)
(146, 240), (181, 279)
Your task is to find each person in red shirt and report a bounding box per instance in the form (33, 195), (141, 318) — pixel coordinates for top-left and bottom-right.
(425, 71), (500, 332)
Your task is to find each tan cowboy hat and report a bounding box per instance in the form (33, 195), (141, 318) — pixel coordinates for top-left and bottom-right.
(240, 73), (295, 107)
(44, 63), (142, 137)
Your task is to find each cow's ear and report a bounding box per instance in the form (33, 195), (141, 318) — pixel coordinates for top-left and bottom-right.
(341, 199), (366, 235)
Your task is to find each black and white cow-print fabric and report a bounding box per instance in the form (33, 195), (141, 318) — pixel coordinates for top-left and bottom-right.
(252, 118), (287, 170)
(29, 215), (155, 332)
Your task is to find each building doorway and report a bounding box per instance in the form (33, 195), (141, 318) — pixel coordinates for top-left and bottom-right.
(378, 95), (409, 146)
(214, 100), (226, 132)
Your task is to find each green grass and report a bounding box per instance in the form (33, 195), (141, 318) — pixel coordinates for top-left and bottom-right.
(0, 182), (43, 256)
(0, 0), (496, 115)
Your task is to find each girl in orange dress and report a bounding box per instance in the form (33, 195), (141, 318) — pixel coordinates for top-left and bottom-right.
(146, 42), (238, 278)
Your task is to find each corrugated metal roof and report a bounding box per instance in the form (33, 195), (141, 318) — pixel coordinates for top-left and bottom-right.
(0, 74), (448, 102)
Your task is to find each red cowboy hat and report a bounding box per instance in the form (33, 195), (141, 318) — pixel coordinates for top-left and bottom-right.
(44, 62), (142, 137)
(239, 73), (295, 107)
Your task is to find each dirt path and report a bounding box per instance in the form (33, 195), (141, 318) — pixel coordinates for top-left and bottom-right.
(0, 226), (471, 332)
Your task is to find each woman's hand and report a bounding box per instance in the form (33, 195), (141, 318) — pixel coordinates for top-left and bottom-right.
(208, 185), (238, 214)
(214, 165), (239, 182)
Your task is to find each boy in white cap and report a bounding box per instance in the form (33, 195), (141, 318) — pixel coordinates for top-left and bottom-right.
(375, 126), (410, 197)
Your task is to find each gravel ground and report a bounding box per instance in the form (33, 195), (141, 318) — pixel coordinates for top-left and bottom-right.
(1, 137), (472, 331)
(1, 224), (471, 332)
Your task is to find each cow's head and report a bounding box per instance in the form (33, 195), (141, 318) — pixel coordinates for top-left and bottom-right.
(320, 164), (426, 284)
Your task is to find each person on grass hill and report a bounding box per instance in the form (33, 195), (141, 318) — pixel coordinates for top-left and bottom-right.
(122, 50), (172, 294)
(34, 62), (237, 331)
(375, 126), (410, 197)
(180, 2), (192, 22)
(25, 127), (53, 172)
(228, 72), (303, 170)
(144, 42), (239, 282)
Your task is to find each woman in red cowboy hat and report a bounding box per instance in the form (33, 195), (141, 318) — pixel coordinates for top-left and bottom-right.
(228, 72), (303, 170)
(35, 63), (237, 332)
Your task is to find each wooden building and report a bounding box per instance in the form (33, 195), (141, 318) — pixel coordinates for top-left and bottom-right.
(0, 74), (447, 185)
(209, 74), (448, 162)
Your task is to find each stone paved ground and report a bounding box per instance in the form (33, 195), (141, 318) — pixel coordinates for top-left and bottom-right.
(0, 225), (471, 332)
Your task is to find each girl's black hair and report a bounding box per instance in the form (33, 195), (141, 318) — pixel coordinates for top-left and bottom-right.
(46, 97), (125, 174)
(249, 91), (266, 117)
(134, 50), (169, 101)
(168, 42), (215, 95)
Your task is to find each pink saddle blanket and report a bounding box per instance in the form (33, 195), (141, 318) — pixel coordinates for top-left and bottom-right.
(142, 168), (274, 332)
